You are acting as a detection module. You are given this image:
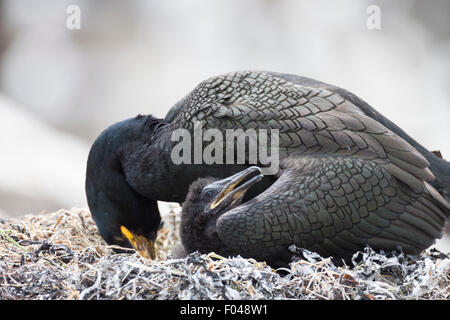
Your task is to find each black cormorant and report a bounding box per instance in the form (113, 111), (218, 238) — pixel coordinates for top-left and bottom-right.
(85, 71), (450, 259)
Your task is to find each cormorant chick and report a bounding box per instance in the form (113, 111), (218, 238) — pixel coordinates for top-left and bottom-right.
(181, 166), (263, 257)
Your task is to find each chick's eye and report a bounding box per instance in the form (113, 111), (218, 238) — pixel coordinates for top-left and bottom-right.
(202, 189), (214, 198)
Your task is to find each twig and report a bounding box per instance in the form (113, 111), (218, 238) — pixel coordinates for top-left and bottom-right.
(79, 268), (102, 300)
(0, 229), (28, 252)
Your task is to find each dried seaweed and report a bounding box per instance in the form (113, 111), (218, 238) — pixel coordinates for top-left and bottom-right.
(0, 207), (448, 300)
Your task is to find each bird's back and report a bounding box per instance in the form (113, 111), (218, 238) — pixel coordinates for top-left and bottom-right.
(166, 71), (449, 207)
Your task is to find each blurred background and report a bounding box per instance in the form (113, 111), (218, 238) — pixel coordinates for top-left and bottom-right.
(0, 0), (448, 249)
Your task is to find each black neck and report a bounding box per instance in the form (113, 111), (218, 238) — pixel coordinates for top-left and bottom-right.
(85, 115), (163, 244)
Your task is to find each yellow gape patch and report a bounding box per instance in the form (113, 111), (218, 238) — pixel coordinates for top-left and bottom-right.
(120, 225), (156, 259)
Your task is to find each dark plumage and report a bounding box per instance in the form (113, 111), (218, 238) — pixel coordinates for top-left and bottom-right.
(181, 160), (449, 267)
(85, 71), (450, 258)
(85, 116), (162, 256)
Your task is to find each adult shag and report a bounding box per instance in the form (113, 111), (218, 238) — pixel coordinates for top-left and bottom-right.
(85, 71), (450, 259)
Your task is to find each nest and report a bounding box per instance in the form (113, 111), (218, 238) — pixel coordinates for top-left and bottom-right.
(0, 207), (448, 300)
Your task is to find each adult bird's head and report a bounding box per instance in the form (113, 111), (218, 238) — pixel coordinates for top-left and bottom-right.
(85, 115), (162, 259)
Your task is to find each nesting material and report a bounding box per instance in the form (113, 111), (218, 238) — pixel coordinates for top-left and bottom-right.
(0, 207), (448, 300)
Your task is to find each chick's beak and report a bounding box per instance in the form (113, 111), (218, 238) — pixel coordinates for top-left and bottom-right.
(210, 166), (264, 210)
(120, 225), (156, 259)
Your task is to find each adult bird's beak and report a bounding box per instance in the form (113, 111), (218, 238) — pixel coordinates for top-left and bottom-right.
(210, 166), (264, 210)
(120, 225), (156, 259)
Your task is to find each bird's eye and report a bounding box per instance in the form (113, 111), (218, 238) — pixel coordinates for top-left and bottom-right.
(202, 189), (214, 198)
